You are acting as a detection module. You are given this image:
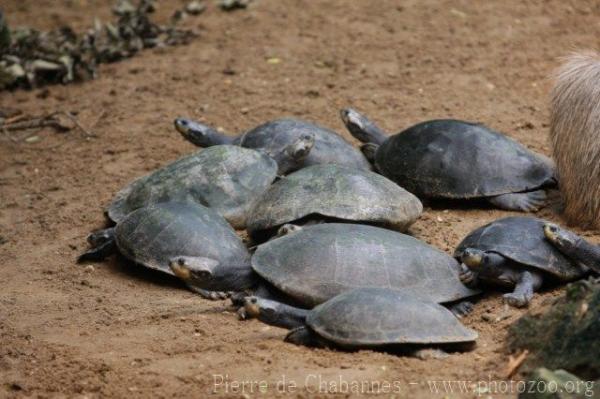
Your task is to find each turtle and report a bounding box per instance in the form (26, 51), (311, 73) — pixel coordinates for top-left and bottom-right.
(174, 117), (371, 174)
(543, 223), (600, 275)
(169, 223), (480, 316)
(106, 145), (280, 229)
(78, 202), (251, 300)
(454, 216), (588, 308)
(339, 108), (557, 212)
(242, 288), (478, 355)
(245, 164), (423, 240)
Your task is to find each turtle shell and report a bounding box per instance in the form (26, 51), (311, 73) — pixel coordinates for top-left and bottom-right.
(115, 202), (250, 275)
(375, 120), (555, 198)
(108, 145), (277, 229)
(307, 288), (478, 347)
(237, 119), (371, 172)
(246, 164), (423, 237)
(252, 223), (478, 307)
(454, 216), (584, 280)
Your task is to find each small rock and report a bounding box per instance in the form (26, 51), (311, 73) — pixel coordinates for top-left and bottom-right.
(414, 348), (449, 360)
(185, 1), (206, 15)
(24, 135), (40, 143)
(220, 0), (250, 11)
(519, 368), (594, 398)
(481, 313), (494, 322)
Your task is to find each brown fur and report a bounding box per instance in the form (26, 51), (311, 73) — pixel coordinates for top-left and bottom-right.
(549, 51), (600, 229)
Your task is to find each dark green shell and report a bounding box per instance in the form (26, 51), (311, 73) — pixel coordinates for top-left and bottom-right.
(307, 288), (478, 346)
(454, 217), (585, 280)
(115, 202), (250, 275)
(252, 223), (478, 307)
(375, 120), (555, 198)
(108, 145), (277, 229)
(237, 119), (371, 171)
(247, 164), (422, 236)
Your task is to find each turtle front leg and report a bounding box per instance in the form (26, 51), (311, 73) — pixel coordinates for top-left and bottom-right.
(184, 283), (230, 300)
(503, 270), (543, 308)
(77, 228), (116, 263)
(458, 263), (479, 288)
(284, 326), (328, 348)
(487, 190), (547, 212)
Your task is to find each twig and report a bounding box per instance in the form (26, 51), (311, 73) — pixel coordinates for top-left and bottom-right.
(0, 117), (63, 132)
(56, 111), (97, 138)
(505, 350), (529, 378)
(1, 125), (18, 142)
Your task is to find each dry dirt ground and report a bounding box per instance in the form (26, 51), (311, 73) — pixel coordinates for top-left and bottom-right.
(1, 0), (600, 398)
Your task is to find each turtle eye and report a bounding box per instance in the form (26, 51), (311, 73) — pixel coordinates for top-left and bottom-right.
(177, 258), (185, 266)
(481, 255), (490, 266)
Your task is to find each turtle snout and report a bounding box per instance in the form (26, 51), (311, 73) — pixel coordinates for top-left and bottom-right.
(169, 257), (191, 280)
(461, 249), (484, 268)
(243, 296), (261, 318)
(339, 108), (351, 124)
(543, 223), (560, 242)
(340, 108), (361, 128)
(174, 118), (190, 134)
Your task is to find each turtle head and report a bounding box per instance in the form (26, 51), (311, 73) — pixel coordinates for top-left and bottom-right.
(170, 256), (257, 292)
(276, 223), (303, 237)
(340, 108), (372, 143)
(461, 248), (486, 269)
(339, 107), (388, 145)
(544, 223), (578, 250)
(169, 256), (219, 286)
(174, 117), (231, 147)
(242, 296), (278, 320)
(242, 296), (307, 329)
(287, 133), (315, 160)
(276, 133), (315, 174)
(461, 248), (506, 280)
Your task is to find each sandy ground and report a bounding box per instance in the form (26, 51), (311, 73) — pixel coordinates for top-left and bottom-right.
(1, 0), (600, 397)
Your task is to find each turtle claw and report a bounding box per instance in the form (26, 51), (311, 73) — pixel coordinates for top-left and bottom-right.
(203, 290), (230, 300)
(186, 285), (230, 300)
(503, 292), (530, 308)
(488, 190), (547, 212)
(237, 306), (248, 320)
(458, 264), (477, 287)
(520, 190), (548, 212)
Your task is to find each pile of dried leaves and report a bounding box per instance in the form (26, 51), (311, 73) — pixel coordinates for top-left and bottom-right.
(0, 0), (248, 91)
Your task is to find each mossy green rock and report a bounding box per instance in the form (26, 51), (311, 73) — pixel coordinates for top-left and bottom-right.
(509, 279), (600, 379)
(518, 368), (597, 399)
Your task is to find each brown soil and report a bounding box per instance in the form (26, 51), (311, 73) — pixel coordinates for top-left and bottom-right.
(1, 0), (599, 398)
